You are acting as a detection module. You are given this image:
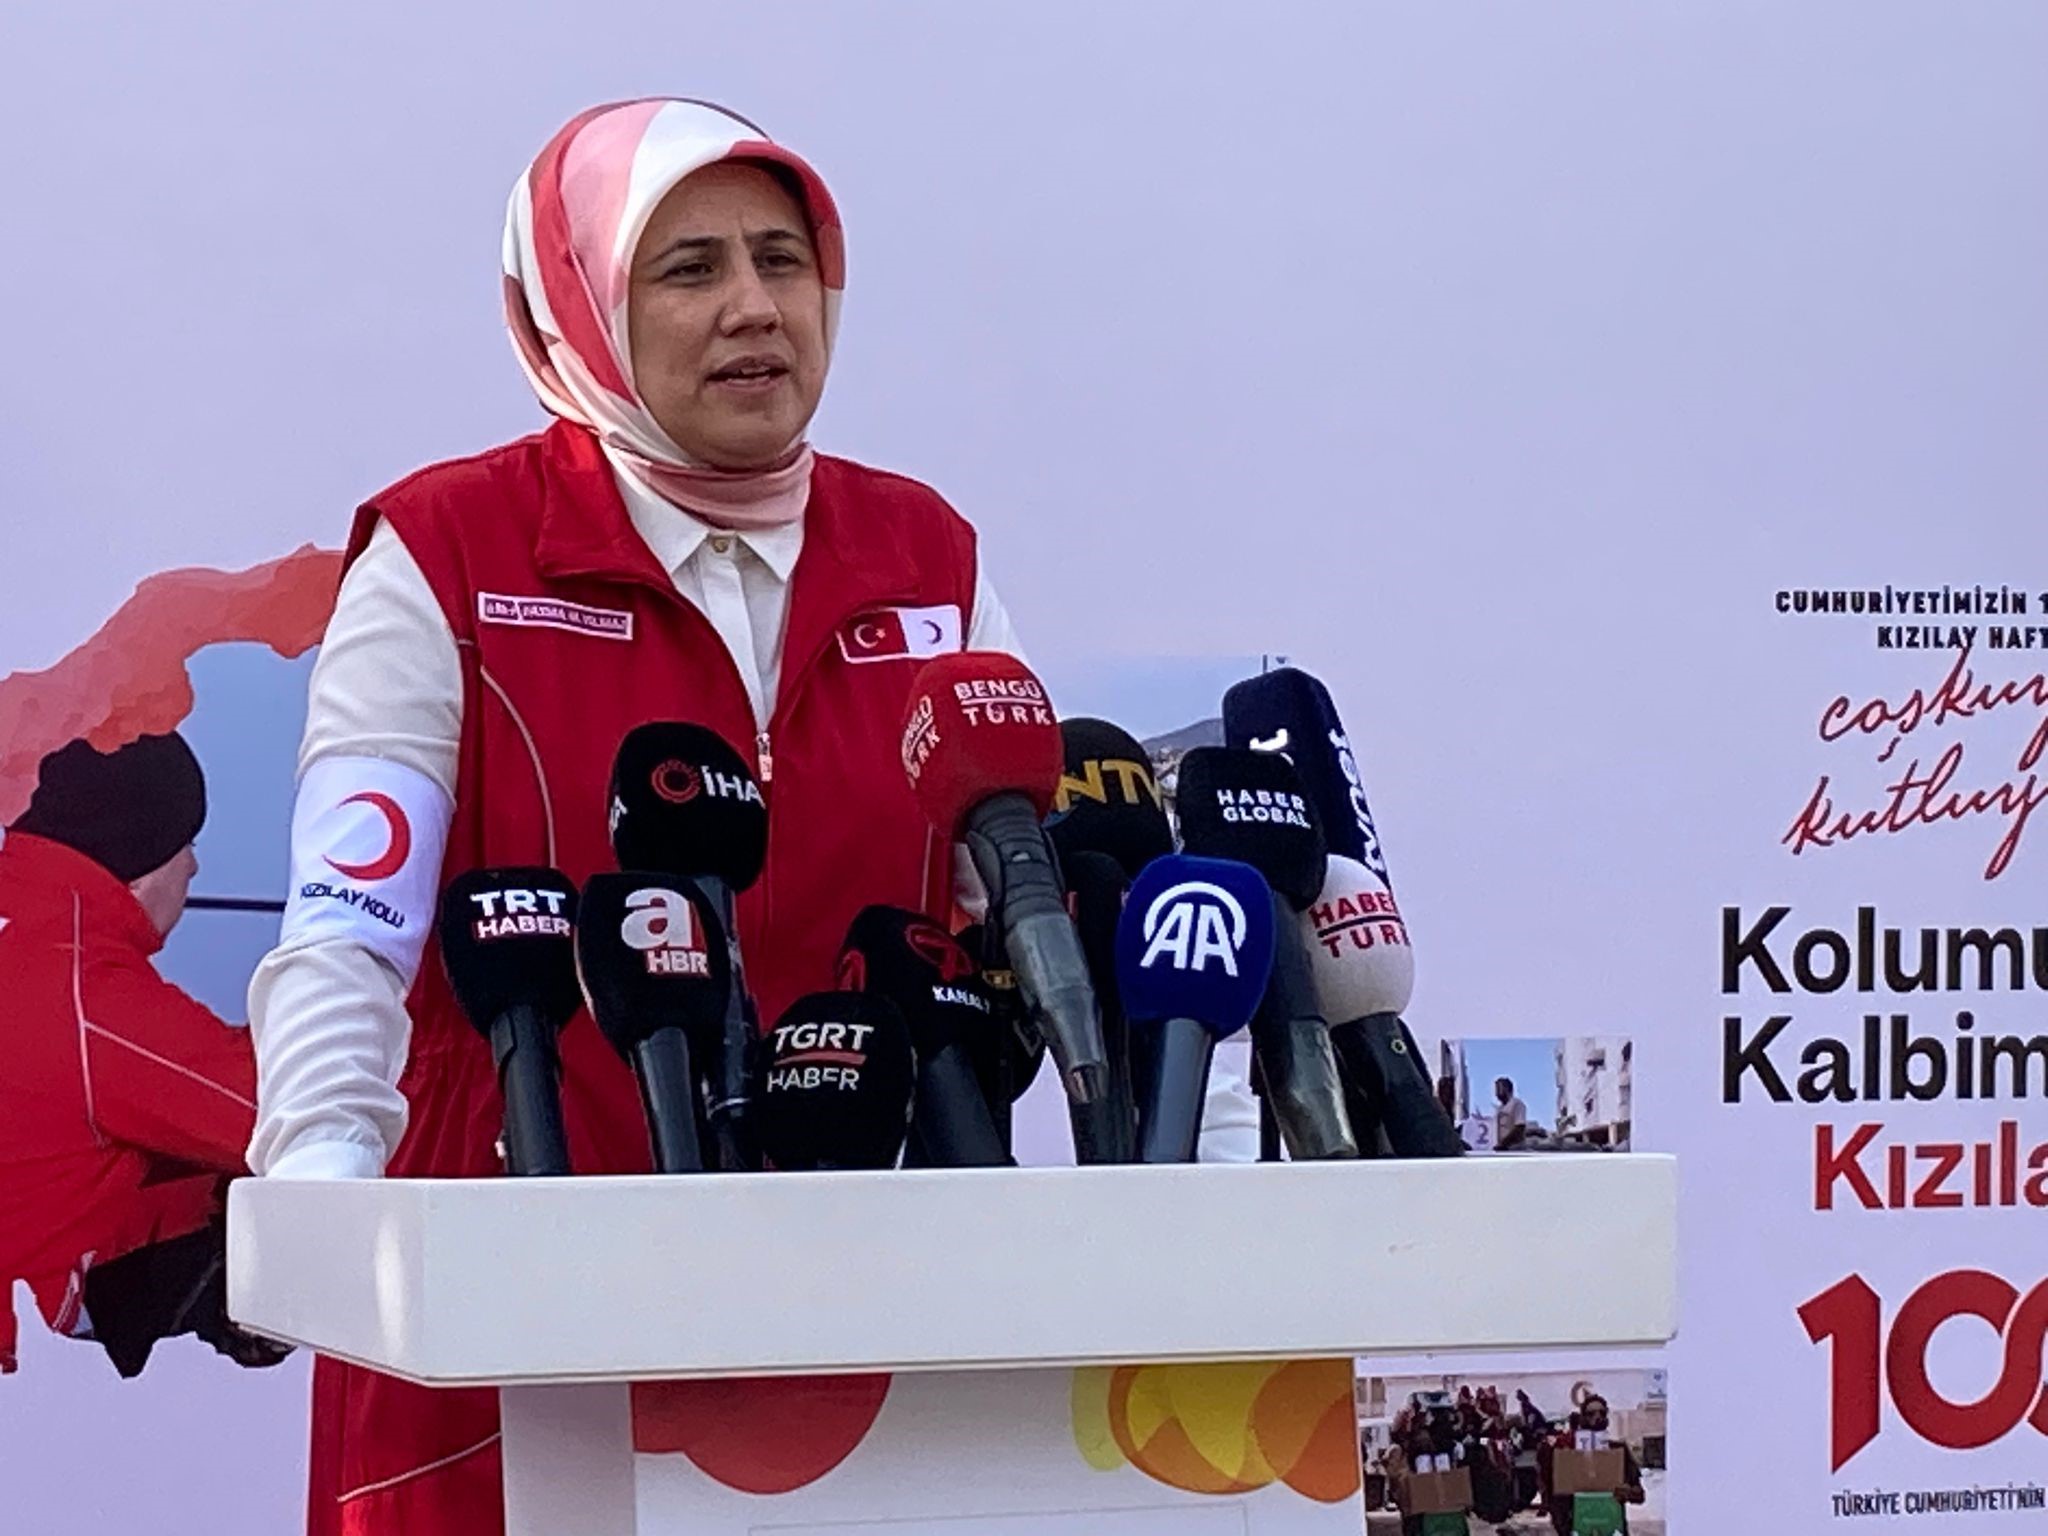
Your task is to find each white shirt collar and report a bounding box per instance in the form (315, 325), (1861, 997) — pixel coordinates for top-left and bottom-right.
(606, 449), (805, 584)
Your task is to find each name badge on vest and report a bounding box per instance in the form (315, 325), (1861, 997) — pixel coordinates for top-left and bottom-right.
(478, 591), (634, 641)
(837, 604), (963, 665)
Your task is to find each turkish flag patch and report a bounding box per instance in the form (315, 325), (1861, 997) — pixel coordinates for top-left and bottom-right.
(836, 604), (963, 664)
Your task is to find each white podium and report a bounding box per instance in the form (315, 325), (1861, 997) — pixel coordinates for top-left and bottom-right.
(230, 1156), (1677, 1535)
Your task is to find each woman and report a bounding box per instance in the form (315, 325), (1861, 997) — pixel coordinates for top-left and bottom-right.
(251, 98), (1254, 1536)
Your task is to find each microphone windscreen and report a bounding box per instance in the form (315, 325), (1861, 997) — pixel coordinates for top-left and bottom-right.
(1172, 747), (1328, 909)
(837, 905), (999, 1060)
(1223, 666), (1391, 886)
(608, 723), (768, 890)
(1302, 854), (1416, 1020)
(438, 867), (582, 1033)
(899, 652), (1061, 834)
(1115, 854), (1275, 1035)
(574, 871), (733, 1058)
(1047, 719), (1174, 879)
(755, 992), (916, 1170)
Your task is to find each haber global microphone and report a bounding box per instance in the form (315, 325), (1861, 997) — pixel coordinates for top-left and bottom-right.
(1175, 746), (1359, 1160)
(438, 867), (581, 1176)
(839, 907), (1012, 1167)
(1048, 718), (1176, 880)
(609, 722), (767, 1171)
(1115, 854), (1276, 1163)
(900, 652), (1108, 1104)
(754, 993), (917, 1171)
(575, 871), (733, 1174)
(1223, 666), (1394, 887)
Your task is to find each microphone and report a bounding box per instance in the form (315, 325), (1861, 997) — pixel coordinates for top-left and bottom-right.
(1303, 855), (1462, 1158)
(608, 723), (767, 1170)
(838, 908), (1012, 1167)
(574, 871), (733, 1174)
(900, 652), (1108, 1103)
(1115, 855), (1275, 1163)
(956, 921), (1046, 1148)
(437, 867), (581, 1176)
(1060, 850), (1138, 1163)
(1174, 746), (1359, 1160)
(754, 993), (916, 1171)
(1047, 718), (1176, 880)
(1223, 666), (1393, 886)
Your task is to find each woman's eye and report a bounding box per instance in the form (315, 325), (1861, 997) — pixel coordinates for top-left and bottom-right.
(666, 261), (713, 280)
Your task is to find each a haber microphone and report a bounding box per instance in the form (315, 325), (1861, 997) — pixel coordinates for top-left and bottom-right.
(438, 867), (581, 1176)
(1048, 718), (1176, 880)
(1224, 666), (1395, 888)
(754, 993), (916, 1171)
(1115, 855), (1275, 1163)
(1174, 746), (1359, 1160)
(575, 871), (732, 1174)
(609, 723), (767, 1171)
(1303, 855), (1462, 1158)
(1062, 850), (1138, 1163)
(900, 652), (1108, 1103)
(839, 907), (1012, 1167)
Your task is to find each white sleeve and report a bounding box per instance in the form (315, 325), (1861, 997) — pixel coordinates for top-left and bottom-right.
(1195, 1038), (1262, 1163)
(246, 522), (462, 1179)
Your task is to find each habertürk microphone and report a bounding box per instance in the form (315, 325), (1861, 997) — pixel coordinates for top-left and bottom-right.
(754, 992), (917, 1171)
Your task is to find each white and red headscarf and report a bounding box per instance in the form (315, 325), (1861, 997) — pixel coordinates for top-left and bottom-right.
(503, 98), (846, 521)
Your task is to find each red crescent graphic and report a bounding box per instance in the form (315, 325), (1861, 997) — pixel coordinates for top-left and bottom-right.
(325, 792), (411, 882)
(921, 619), (944, 645)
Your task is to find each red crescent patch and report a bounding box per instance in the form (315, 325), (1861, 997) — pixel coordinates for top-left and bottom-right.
(324, 791), (412, 882)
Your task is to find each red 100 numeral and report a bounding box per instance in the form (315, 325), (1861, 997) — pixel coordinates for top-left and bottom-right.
(1799, 1271), (2048, 1470)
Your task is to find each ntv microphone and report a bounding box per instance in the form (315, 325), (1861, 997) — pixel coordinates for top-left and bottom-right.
(575, 872), (732, 1174)
(438, 868), (581, 1176)
(1174, 747), (1359, 1160)
(609, 723), (767, 1171)
(900, 653), (1109, 1103)
(754, 993), (916, 1171)
(1116, 855), (1275, 1163)
(840, 908), (1012, 1167)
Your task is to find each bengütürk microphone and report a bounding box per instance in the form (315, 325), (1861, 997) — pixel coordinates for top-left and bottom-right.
(1116, 854), (1275, 1163)
(1303, 855), (1462, 1158)
(754, 993), (916, 1171)
(1061, 850), (1137, 1163)
(1048, 718), (1175, 880)
(608, 723), (767, 1171)
(839, 907), (1011, 1167)
(1223, 666), (1394, 888)
(1174, 746), (1358, 1160)
(900, 652), (1108, 1103)
(438, 867), (581, 1176)
(574, 872), (732, 1174)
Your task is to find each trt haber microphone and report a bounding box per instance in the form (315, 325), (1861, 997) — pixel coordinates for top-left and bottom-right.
(1224, 666), (1393, 887)
(1047, 718), (1175, 880)
(1303, 855), (1461, 1158)
(1175, 747), (1357, 1160)
(1116, 855), (1275, 1163)
(608, 722), (767, 1171)
(1061, 850), (1137, 1164)
(574, 872), (733, 1174)
(901, 652), (1108, 1104)
(754, 993), (916, 1171)
(839, 907), (1011, 1167)
(438, 867), (581, 1176)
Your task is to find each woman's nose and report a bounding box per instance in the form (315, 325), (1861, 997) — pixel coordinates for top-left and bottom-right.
(720, 265), (780, 333)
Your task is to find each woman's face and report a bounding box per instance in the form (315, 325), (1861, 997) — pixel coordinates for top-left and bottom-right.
(628, 162), (828, 469)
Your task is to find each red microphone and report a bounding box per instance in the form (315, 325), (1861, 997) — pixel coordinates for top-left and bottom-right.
(902, 653), (1108, 1104)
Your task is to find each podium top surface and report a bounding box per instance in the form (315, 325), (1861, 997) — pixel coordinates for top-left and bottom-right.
(228, 1154), (1676, 1387)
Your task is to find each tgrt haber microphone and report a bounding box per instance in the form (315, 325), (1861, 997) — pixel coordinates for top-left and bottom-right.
(438, 867), (581, 1176)
(839, 907), (1011, 1167)
(1116, 855), (1275, 1163)
(1175, 747), (1358, 1160)
(754, 993), (916, 1170)
(1224, 666), (1393, 886)
(1048, 718), (1175, 880)
(1062, 850), (1137, 1163)
(1303, 855), (1461, 1158)
(609, 723), (767, 1171)
(901, 652), (1108, 1103)
(575, 872), (732, 1174)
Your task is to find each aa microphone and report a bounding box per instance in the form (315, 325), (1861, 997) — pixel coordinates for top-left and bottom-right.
(1061, 850), (1137, 1163)
(608, 723), (767, 1171)
(437, 867), (581, 1176)
(900, 652), (1108, 1103)
(1174, 747), (1358, 1160)
(754, 992), (917, 1171)
(1115, 855), (1275, 1163)
(838, 908), (1011, 1167)
(574, 871), (733, 1174)
(1303, 855), (1461, 1158)
(1047, 718), (1175, 880)
(1223, 666), (1394, 887)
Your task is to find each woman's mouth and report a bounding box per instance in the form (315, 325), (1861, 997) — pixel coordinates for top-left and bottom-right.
(708, 359), (790, 393)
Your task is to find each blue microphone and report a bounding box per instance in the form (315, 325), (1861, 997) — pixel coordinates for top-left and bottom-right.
(1115, 855), (1276, 1163)
(1223, 666), (1392, 888)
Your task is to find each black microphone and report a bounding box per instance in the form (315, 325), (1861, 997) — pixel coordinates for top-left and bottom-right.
(839, 908), (1012, 1167)
(608, 723), (767, 1171)
(955, 920), (1046, 1153)
(1223, 666), (1393, 886)
(1060, 850), (1137, 1163)
(1174, 747), (1359, 1160)
(574, 871), (733, 1174)
(1048, 718), (1176, 880)
(437, 867), (581, 1176)
(754, 993), (917, 1171)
